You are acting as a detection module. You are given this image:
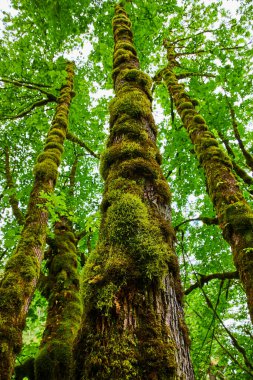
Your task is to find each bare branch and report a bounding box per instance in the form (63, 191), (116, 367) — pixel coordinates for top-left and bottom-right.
(176, 72), (215, 79)
(2, 98), (52, 120)
(0, 77), (57, 101)
(66, 131), (100, 159)
(226, 98), (253, 171)
(170, 29), (217, 45)
(185, 271), (239, 295)
(175, 45), (245, 57)
(174, 216), (218, 231)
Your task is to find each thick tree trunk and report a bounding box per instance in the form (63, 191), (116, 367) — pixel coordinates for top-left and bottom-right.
(163, 46), (253, 323)
(34, 217), (82, 380)
(0, 62), (75, 380)
(74, 6), (194, 379)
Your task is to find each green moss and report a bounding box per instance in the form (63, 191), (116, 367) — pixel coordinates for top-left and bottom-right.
(192, 98), (199, 106)
(34, 160), (58, 182)
(35, 342), (73, 380)
(115, 41), (137, 55)
(44, 141), (64, 153)
(37, 151), (61, 166)
(113, 51), (137, 68)
(109, 90), (151, 126)
(6, 254), (38, 282)
(47, 128), (66, 139)
(193, 114), (206, 124)
(178, 101), (194, 111)
(100, 141), (158, 179)
(111, 157), (160, 180)
(180, 108), (196, 122)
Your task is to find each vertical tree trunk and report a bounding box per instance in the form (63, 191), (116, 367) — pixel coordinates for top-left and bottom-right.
(163, 45), (253, 323)
(0, 61), (75, 380)
(74, 5), (194, 380)
(35, 217), (82, 380)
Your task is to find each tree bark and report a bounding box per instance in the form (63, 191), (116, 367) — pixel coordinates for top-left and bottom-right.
(74, 6), (194, 380)
(163, 45), (253, 324)
(0, 61), (75, 380)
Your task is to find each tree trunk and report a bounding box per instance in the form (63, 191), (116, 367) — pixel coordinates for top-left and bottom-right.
(74, 6), (194, 380)
(0, 61), (75, 380)
(34, 217), (82, 380)
(163, 45), (253, 324)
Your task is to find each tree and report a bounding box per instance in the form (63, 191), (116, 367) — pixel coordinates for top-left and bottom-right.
(0, 0), (253, 379)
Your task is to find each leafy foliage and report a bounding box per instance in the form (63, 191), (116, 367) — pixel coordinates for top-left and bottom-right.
(0, 0), (253, 379)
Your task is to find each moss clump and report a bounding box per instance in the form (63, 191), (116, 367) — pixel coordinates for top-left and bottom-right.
(35, 342), (73, 380)
(33, 160), (58, 183)
(109, 90), (151, 126)
(178, 101), (194, 111)
(44, 141), (64, 153)
(115, 41), (137, 55)
(37, 151), (61, 166)
(113, 51), (136, 68)
(180, 108), (196, 122)
(193, 114), (206, 124)
(100, 141), (158, 179)
(112, 157), (160, 180)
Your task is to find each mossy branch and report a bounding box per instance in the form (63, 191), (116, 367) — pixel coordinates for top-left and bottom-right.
(174, 216), (218, 231)
(0, 77), (57, 100)
(66, 131), (100, 159)
(4, 147), (24, 226)
(2, 98), (54, 120)
(185, 271), (239, 295)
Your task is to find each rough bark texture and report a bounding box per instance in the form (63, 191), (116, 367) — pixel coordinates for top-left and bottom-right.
(0, 61), (75, 380)
(34, 218), (82, 380)
(163, 46), (253, 323)
(74, 6), (194, 380)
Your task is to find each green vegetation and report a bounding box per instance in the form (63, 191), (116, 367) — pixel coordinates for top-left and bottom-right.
(0, 0), (253, 379)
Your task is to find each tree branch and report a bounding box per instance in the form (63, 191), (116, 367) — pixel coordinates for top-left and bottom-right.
(176, 72), (215, 79)
(2, 98), (53, 120)
(170, 29), (217, 45)
(175, 45), (245, 57)
(185, 271), (239, 295)
(218, 131), (253, 188)
(203, 290), (253, 373)
(226, 98), (253, 171)
(0, 77), (57, 101)
(174, 216), (218, 231)
(66, 131), (100, 159)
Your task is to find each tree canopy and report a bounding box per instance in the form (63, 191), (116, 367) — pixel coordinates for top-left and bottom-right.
(0, 0), (253, 379)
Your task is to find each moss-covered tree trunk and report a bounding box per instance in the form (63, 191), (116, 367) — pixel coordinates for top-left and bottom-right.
(163, 45), (253, 323)
(74, 5), (194, 380)
(0, 61), (75, 380)
(34, 217), (82, 380)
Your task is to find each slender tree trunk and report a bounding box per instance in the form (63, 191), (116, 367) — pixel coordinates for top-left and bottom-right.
(74, 6), (194, 380)
(35, 217), (82, 380)
(0, 61), (75, 380)
(163, 45), (253, 323)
